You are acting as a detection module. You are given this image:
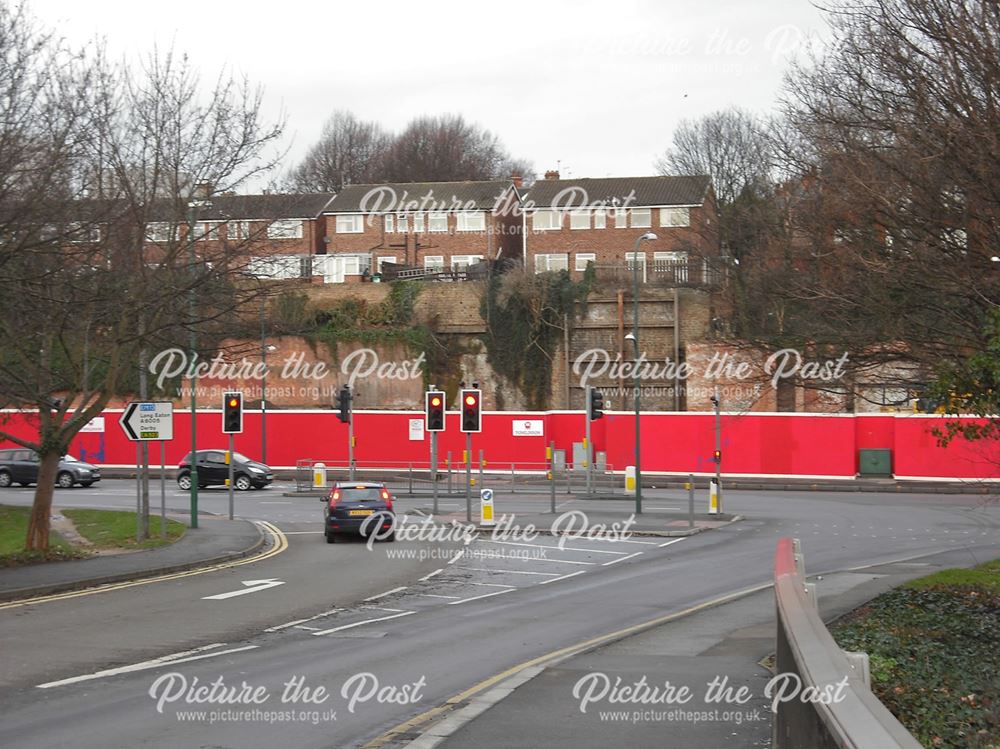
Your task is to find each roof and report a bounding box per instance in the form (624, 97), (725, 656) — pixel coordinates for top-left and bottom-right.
(523, 175), (711, 209)
(184, 192), (336, 221)
(324, 180), (513, 213)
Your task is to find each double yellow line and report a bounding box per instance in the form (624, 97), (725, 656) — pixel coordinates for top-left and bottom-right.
(0, 520), (288, 611)
(361, 581), (773, 749)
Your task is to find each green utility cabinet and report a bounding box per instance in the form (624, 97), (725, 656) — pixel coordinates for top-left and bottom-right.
(858, 448), (893, 477)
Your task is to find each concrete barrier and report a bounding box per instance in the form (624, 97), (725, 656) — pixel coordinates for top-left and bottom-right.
(772, 538), (923, 749)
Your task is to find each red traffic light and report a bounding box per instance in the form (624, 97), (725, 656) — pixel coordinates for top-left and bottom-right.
(431, 396), (442, 407)
(465, 394), (477, 406)
(228, 397), (239, 408)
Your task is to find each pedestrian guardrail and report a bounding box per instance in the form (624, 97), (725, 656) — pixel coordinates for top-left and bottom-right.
(773, 538), (923, 749)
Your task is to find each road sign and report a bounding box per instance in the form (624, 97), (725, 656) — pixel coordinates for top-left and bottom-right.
(480, 488), (496, 527)
(119, 402), (174, 441)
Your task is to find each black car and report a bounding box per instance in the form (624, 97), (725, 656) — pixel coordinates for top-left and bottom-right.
(323, 482), (396, 543)
(0, 449), (101, 488)
(176, 450), (273, 491)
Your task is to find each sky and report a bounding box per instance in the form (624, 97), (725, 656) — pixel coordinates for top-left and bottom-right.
(30, 0), (832, 188)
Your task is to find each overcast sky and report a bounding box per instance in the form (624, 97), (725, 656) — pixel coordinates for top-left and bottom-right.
(32, 0), (831, 188)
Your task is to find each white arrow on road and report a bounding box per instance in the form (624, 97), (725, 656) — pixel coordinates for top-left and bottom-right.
(202, 579), (285, 600)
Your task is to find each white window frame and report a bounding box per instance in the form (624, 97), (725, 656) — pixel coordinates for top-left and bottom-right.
(385, 215), (395, 233)
(413, 213), (425, 233)
(456, 212), (486, 232)
(660, 207), (690, 227)
(68, 223), (101, 243)
(614, 208), (628, 228)
(424, 255), (445, 271)
(428, 213), (448, 233)
(451, 254), (484, 271)
(534, 253), (569, 273)
(268, 219), (304, 239)
(342, 256), (362, 276)
(569, 211), (590, 230)
(199, 221), (221, 241)
(630, 208), (652, 228)
(336, 214), (364, 234)
(147, 222), (172, 243)
(532, 209), (562, 231)
(227, 220), (250, 241)
(593, 211), (606, 229)
(574, 252), (596, 271)
(396, 215), (409, 233)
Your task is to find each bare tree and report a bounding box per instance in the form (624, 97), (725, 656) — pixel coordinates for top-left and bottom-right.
(286, 110), (390, 191)
(0, 9), (285, 552)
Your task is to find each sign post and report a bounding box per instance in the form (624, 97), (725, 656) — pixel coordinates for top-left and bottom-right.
(119, 402), (174, 537)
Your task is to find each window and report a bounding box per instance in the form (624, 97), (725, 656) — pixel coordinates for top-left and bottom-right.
(428, 213), (448, 232)
(614, 208), (628, 228)
(452, 255), (484, 271)
(413, 213), (425, 233)
(534, 253), (569, 273)
(227, 221), (250, 241)
(424, 255), (444, 271)
(456, 212), (485, 232)
(570, 211), (590, 230)
(68, 223), (101, 243)
(575, 252), (596, 271)
(396, 215), (409, 233)
(268, 219), (304, 239)
(199, 221), (221, 241)
(248, 255), (304, 279)
(593, 211), (606, 229)
(631, 208), (651, 228)
(625, 251), (646, 270)
(660, 207), (690, 227)
(336, 214), (363, 233)
(341, 256), (362, 275)
(654, 251), (688, 282)
(532, 209), (562, 231)
(147, 222), (172, 242)
(376, 256), (397, 272)
(385, 215), (394, 233)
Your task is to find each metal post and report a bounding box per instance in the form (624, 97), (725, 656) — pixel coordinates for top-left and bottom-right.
(228, 434), (234, 520)
(478, 449), (484, 488)
(550, 440), (556, 513)
(510, 463), (515, 493)
(465, 433), (472, 523)
(261, 298), (268, 464)
(688, 473), (695, 529)
(431, 432), (438, 515)
(139, 344), (149, 540)
(447, 452), (452, 495)
(135, 442), (141, 542)
(714, 385), (722, 514)
(188, 202), (201, 529)
(631, 233), (655, 515)
(585, 385), (592, 495)
(160, 441), (167, 539)
(408, 463), (413, 495)
(348, 411), (355, 480)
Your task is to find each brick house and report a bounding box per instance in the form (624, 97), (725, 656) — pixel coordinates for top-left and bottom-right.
(319, 180), (522, 280)
(522, 173), (720, 283)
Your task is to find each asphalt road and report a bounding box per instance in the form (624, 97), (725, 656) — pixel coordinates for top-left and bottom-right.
(0, 480), (997, 748)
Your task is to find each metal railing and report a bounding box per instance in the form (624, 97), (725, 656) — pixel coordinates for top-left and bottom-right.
(592, 259), (724, 288)
(772, 538), (923, 749)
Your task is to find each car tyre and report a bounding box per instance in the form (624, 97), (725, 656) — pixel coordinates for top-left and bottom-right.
(386, 531), (396, 543)
(57, 471), (74, 489)
(325, 530), (336, 544)
(80, 481), (95, 488)
(177, 473), (192, 491)
(0, 470), (11, 488)
(234, 474), (252, 491)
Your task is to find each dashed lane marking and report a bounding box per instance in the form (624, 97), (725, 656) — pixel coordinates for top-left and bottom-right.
(602, 551), (644, 566)
(311, 610), (415, 636)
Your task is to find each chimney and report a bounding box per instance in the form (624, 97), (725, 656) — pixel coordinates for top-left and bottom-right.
(544, 169), (560, 181)
(194, 182), (213, 200)
(510, 173), (523, 189)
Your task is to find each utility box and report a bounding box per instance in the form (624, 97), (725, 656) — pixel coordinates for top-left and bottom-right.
(858, 449), (892, 477)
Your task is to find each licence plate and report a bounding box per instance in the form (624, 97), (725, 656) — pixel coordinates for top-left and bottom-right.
(349, 510), (374, 517)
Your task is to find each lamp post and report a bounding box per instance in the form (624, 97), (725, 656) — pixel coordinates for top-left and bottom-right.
(260, 315), (277, 464)
(187, 198), (211, 528)
(629, 232), (657, 514)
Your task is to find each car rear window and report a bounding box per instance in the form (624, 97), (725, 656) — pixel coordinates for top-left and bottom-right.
(337, 487), (384, 501)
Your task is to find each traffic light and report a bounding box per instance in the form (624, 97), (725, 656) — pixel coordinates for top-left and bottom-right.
(460, 389), (481, 433)
(335, 385), (352, 424)
(713, 449), (722, 464)
(588, 388), (604, 420)
(426, 390), (445, 431)
(222, 392), (243, 433)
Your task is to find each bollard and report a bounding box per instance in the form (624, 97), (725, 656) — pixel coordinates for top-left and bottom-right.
(408, 463), (413, 495)
(709, 477), (719, 515)
(447, 452), (452, 494)
(313, 462), (327, 489)
(624, 466), (636, 496)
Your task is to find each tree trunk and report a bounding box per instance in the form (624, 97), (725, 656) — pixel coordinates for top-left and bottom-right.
(25, 452), (61, 551)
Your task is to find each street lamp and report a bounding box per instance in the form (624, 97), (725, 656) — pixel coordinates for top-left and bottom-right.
(187, 199), (212, 529)
(630, 231), (657, 515)
(261, 336), (277, 464)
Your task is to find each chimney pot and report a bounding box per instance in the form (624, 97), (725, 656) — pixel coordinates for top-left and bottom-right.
(544, 170), (560, 181)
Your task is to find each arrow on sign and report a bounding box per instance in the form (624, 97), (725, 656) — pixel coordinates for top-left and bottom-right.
(119, 403), (140, 440)
(202, 579), (285, 600)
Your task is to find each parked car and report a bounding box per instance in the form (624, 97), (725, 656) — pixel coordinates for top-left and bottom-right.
(0, 449), (101, 488)
(176, 450), (273, 491)
(323, 482), (396, 543)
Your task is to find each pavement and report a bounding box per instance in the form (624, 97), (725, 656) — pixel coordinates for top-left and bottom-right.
(0, 514), (264, 602)
(419, 544), (993, 749)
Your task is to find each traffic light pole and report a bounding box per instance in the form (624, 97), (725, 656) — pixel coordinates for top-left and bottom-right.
(714, 385), (722, 514)
(585, 385), (592, 495)
(228, 433), (234, 520)
(349, 413), (355, 481)
(431, 431), (438, 515)
(465, 432), (472, 523)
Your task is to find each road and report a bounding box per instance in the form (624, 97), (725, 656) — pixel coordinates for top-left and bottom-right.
(0, 479), (997, 748)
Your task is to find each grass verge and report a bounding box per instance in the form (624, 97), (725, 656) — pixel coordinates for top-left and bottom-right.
(0, 505), (86, 566)
(832, 558), (1000, 749)
(62, 508), (185, 550)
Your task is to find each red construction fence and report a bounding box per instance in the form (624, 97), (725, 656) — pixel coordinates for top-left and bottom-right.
(1, 409), (998, 480)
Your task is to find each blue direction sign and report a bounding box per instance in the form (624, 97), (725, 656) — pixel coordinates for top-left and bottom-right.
(119, 402), (174, 441)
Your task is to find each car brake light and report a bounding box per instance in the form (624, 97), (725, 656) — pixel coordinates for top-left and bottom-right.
(329, 489), (341, 508)
(381, 489), (393, 510)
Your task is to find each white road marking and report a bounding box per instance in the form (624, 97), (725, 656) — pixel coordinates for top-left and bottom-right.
(522, 557), (596, 566)
(363, 587), (408, 602)
(36, 644), (258, 689)
(466, 582), (516, 588)
(447, 589), (514, 605)
(602, 551), (643, 566)
(419, 568), (444, 582)
(360, 606), (406, 613)
(658, 538), (687, 548)
(462, 567), (560, 576)
(294, 625), (321, 631)
(414, 593), (462, 600)
(538, 570), (586, 585)
(264, 607), (344, 632)
(447, 551), (465, 565)
(312, 611), (415, 635)
(202, 579), (285, 600)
